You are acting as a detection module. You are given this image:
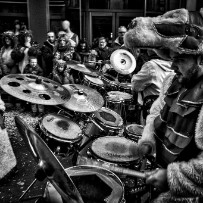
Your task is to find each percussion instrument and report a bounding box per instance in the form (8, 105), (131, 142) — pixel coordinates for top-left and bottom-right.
(62, 84), (104, 113)
(110, 49), (136, 75)
(43, 165), (125, 203)
(83, 75), (105, 96)
(106, 91), (133, 120)
(102, 73), (119, 91)
(15, 116), (84, 203)
(66, 60), (99, 77)
(88, 107), (124, 136)
(119, 83), (132, 94)
(125, 124), (144, 143)
(0, 74), (71, 105)
(39, 113), (83, 156)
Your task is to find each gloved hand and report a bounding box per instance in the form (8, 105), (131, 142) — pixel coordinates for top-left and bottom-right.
(145, 168), (169, 192)
(138, 143), (152, 158)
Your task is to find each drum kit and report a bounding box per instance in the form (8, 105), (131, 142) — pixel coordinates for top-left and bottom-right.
(1, 49), (155, 203)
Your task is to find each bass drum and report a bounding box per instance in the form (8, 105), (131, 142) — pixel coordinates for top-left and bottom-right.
(43, 165), (125, 203)
(38, 113), (83, 156)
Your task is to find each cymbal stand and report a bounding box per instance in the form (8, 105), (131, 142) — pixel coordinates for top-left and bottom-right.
(19, 168), (47, 202)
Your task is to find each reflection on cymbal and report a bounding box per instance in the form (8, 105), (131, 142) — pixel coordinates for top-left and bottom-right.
(0, 74), (71, 105)
(62, 84), (104, 113)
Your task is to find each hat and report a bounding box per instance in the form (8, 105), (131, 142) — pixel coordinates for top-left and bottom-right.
(118, 26), (127, 33)
(124, 8), (203, 56)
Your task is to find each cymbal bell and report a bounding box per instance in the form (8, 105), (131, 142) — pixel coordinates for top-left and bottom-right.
(110, 49), (136, 75)
(62, 84), (104, 113)
(15, 116), (84, 203)
(0, 74), (71, 105)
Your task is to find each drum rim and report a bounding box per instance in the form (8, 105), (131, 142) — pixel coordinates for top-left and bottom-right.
(41, 113), (82, 141)
(84, 75), (104, 86)
(107, 91), (133, 101)
(125, 124), (144, 135)
(90, 136), (139, 163)
(94, 107), (123, 127)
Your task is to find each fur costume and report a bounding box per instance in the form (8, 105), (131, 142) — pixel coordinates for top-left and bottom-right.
(124, 8), (203, 59)
(124, 8), (203, 202)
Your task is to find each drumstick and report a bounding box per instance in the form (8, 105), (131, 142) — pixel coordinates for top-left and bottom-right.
(77, 156), (146, 179)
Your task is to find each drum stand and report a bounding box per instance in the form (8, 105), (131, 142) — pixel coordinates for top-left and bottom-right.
(19, 168), (46, 202)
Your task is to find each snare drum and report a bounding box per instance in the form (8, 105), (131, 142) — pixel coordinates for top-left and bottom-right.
(43, 165), (125, 203)
(39, 113), (83, 155)
(125, 124), (144, 142)
(102, 73), (119, 91)
(106, 91), (134, 120)
(91, 107), (124, 136)
(83, 75), (105, 96)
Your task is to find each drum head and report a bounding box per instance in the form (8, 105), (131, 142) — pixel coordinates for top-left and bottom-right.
(94, 107), (123, 128)
(84, 75), (104, 86)
(44, 165), (124, 203)
(42, 114), (82, 142)
(107, 91), (132, 101)
(126, 124), (144, 135)
(91, 136), (139, 163)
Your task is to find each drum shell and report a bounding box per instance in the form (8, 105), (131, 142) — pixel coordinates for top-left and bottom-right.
(43, 166), (125, 203)
(38, 117), (83, 155)
(102, 73), (119, 91)
(119, 83), (132, 94)
(83, 75), (106, 96)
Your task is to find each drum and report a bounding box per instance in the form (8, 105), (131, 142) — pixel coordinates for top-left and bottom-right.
(102, 73), (119, 91)
(89, 107), (124, 136)
(83, 75), (105, 96)
(119, 83), (132, 94)
(39, 113), (83, 156)
(106, 91), (133, 120)
(43, 165), (125, 203)
(125, 124), (144, 143)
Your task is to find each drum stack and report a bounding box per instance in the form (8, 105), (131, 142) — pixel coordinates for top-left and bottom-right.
(0, 50), (153, 203)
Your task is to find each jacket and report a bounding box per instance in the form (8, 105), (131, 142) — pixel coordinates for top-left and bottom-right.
(138, 72), (203, 202)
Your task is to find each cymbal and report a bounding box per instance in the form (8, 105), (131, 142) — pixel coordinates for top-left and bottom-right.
(110, 49), (136, 75)
(62, 84), (104, 113)
(0, 74), (71, 105)
(66, 61), (99, 77)
(15, 116), (84, 203)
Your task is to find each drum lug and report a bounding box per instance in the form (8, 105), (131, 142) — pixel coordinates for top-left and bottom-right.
(54, 146), (61, 155)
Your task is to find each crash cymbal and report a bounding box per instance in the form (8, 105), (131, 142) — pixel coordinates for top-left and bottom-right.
(15, 116), (84, 203)
(110, 49), (136, 75)
(0, 74), (71, 105)
(66, 61), (99, 77)
(62, 84), (104, 113)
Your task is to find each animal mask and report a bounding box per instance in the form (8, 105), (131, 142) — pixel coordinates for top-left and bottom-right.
(124, 8), (203, 57)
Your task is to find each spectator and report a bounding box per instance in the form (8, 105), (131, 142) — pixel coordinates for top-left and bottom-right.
(77, 38), (90, 63)
(23, 56), (44, 117)
(0, 31), (19, 76)
(111, 26), (127, 50)
(41, 31), (57, 77)
(52, 59), (73, 84)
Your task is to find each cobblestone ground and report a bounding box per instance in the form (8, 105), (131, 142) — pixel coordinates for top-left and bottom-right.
(0, 109), (72, 203)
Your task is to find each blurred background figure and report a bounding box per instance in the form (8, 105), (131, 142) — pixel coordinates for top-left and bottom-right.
(111, 26), (127, 50)
(61, 20), (79, 47)
(77, 38), (90, 63)
(41, 31), (57, 77)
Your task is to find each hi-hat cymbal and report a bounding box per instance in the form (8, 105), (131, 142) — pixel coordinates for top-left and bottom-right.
(62, 84), (104, 113)
(15, 116), (84, 203)
(66, 61), (99, 77)
(0, 74), (71, 105)
(110, 49), (136, 75)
